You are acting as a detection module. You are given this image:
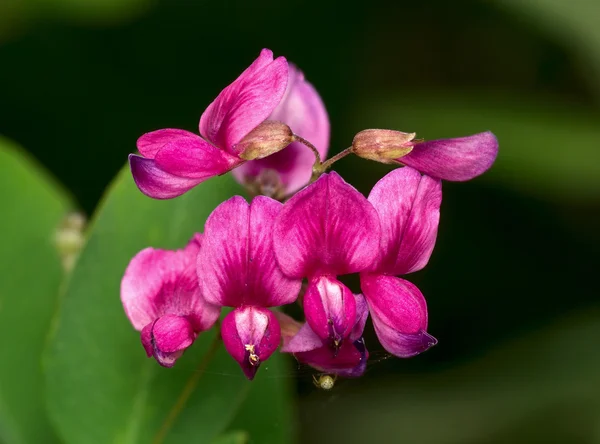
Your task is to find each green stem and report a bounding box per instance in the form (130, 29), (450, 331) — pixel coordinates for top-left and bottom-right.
(152, 323), (222, 444)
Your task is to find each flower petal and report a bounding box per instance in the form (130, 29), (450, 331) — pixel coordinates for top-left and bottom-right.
(198, 195), (301, 307)
(233, 64), (330, 194)
(273, 172), (381, 278)
(154, 136), (242, 179)
(400, 131), (498, 181)
(199, 49), (288, 154)
(136, 128), (201, 159)
(295, 337), (369, 378)
(129, 155), (205, 199)
(361, 273), (436, 358)
(303, 276), (356, 350)
(121, 235), (220, 331)
(367, 167), (441, 275)
(221, 306), (281, 380)
(140, 315), (196, 368)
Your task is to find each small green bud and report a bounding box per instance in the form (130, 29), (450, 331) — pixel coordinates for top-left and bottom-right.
(351, 129), (416, 164)
(238, 120), (294, 161)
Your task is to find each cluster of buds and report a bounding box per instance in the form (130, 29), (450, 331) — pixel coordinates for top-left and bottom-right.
(121, 49), (498, 380)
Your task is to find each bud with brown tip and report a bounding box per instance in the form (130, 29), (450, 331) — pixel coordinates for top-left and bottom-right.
(351, 129), (416, 164)
(237, 120), (294, 161)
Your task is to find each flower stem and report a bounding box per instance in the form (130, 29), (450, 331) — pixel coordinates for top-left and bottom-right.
(293, 134), (322, 165)
(152, 323), (222, 444)
(319, 147), (353, 171)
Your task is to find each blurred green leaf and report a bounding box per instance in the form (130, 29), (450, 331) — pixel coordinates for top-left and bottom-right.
(492, 0), (600, 96)
(211, 431), (248, 444)
(0, 137), (71, 444)
(356, 93), (600, 201)
(44, 168), (294, 444)
(39, 0), (152, 24)
(301, 309), (600, 444)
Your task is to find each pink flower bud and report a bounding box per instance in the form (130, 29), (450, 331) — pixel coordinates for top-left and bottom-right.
(237, 121), (294, 161)
(352, 129), (416, 164)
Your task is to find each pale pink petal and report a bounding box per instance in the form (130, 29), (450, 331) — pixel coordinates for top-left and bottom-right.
(198, 195), (301, 307)
(129, 155), (206, 199)
(154, 136), (242, 179)
(199, 49), (288, 154)
(221, 306), (281, 380)
(280, 321), (324, 353)
(303, 276), (356, 349)
(233, 64), (330, 194)
(361, 273), (436, 358)
(136, 128), (200, 159)
(273, 172), (381, 278)
(400, 131), (498, 181)
(367, 167), (441, 275)
(121, 236), (220, 331)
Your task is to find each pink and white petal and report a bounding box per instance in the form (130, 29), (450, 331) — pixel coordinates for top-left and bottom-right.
(221, 306), (281, 380)
(367, 167), (441, 275)
(136, 128), (201, 159)
(303, 276), (356, 347)
(400, 131), (498, 181)
(200, 49), (288, 153)
(361, 273), (436, 357)
(129, 155), (205, 199)
(273, 172), (381, 278)
(121, 247), (176, 330)
(154, 137), (242, 179)
(198, 195), (301, 307)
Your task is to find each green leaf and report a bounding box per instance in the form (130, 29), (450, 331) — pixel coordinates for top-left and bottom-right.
(356, 93), (600, 201)
(44, 168), (294, 444)
(492, 0), (600, 97)
(301, 309), (600, 444)
(0, 137), (71, 444)
(211, 431), (248, 444)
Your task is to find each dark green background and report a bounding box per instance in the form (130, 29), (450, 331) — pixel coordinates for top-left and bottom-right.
(1, 0), (599, 442)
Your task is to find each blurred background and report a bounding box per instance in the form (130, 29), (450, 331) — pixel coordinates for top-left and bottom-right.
(1, 0), (599, 443)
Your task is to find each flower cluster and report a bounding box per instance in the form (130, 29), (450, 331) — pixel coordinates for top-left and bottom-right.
(121, 49), (498, 380)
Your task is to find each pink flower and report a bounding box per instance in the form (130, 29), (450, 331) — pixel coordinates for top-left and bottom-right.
(120, 234), (220, 367)
(232, 64), (330, 197)
(277, 293), (370, 378)
(273, 172), (381, 354)
(197, 195), (302, 379)
(130, 49), (290, 199)
(353, 130), (498, 181)
(360, 167), (441, 357)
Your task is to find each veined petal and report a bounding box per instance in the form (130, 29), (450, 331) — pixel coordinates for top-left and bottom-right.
(233, 64), (330, 194)
(136, 128), (200, 159)
(121, 235), (220, 332)
(140, 315), (197, 367)
(361, 273), (436, 358)
(368, 167), (441, 275)
(303, 276), (356, 350)
(154, 136), (242, 179)
(129, 155), (205, 199)
(221, 306), (281, 380)
(296, 338), (368, 378)
(400, 131), (498, 181)
(273, 172), (381, 278)
(198, 195), (301, 307)
(199, 49), (289, 154)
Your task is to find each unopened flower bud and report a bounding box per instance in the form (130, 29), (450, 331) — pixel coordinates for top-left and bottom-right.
(237, 120), (294, 161)
(351, 129), (416, 164)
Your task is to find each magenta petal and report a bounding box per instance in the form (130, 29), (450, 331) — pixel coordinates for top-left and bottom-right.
(136, 128), (201, 159)
(129, 155), (206, 199)
(140, 315), (196, 368)
(273, 172), (381, 278)
(296, 338), (369, 378)
(221, 306), (281, 380)
(198, 195), (301, 307)
(199, 49), (289, 154)
(154, 136), (241, 179)
(280, 321), (324, 353)
(400, 131), (498, 181)
(233, 64), (330, 194)
(350, 293), (369, 341)
(368, 167), (442, 275)
(303, 276), (356, 350)
(361, 273), (436, 358)
(121, 235), (220, 332)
